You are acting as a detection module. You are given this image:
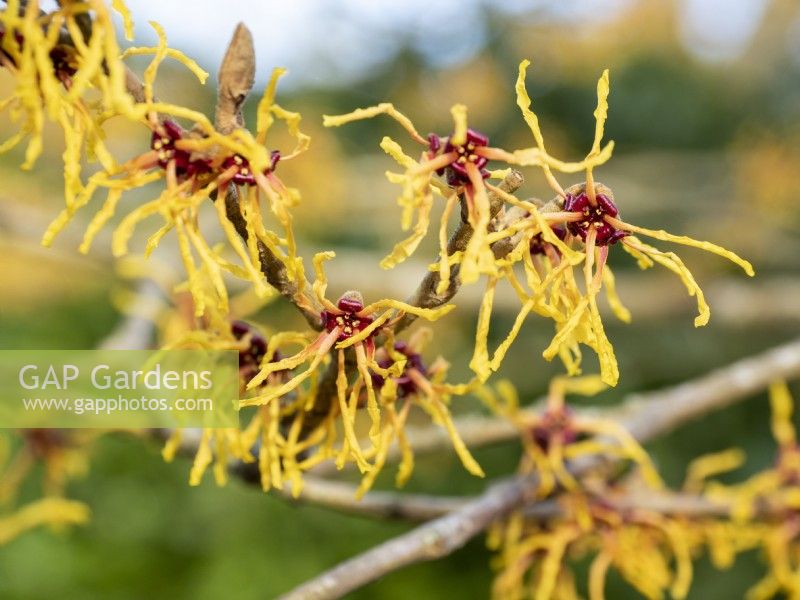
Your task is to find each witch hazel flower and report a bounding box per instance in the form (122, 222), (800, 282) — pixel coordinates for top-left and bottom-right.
(479, 376), (662, 498)
(241, 251), (454, 474)
(205, 320), (484, 496)
(468, 206), (587, 382)
(0, 0), (138, 206)
(322, 61), (614, 297)
(323, 102), (526, 291)
(704, 383), (800, 523)
(488, 489), (695, 600)
(540, 176), (753, 386)
(686, 384), (800, 600)
(471, 189), (629, 384)
(242, 326), (485, 497)
(41, 24), (309, 318)
(470, 60), (754, 386)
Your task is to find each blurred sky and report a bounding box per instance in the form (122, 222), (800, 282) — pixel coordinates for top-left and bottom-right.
(116, 0), (779, 89)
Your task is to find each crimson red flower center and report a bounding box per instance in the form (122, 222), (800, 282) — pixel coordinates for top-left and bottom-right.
(373, 341), (427, 397)
(429, 128), (490, 187)
(222, 150), (281, 186)
(321, 295), (374, 342)
(563, 192), (628, 246)
(150, 120), (212, 178)
(531, 408), (577, 451)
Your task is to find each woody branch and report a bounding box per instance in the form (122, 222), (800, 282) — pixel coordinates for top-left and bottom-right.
(117, 270), (800, 527)
(277, 336), (800, 600)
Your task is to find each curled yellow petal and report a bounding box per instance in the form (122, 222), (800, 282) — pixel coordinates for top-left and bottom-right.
(255, 67), (285, 140)
(602, 265), (631, 323)
(578, 418), (663, 489)
(588, 295), (619, 386)
(516, 60), (547, 152)
(590, 69), (610, 158)
(189, 430), (213, 486)
(427, 396), (484, 478)
(469, 277), (497, 382)
(684, 448), (745, 492)
(79, 189), (123, 254)
(111, 0), (135, 40)
(489, 300), (535, 373)
(161, 429), (183, 462)
(311, 251), (336, 309)
(140, 21), (170, 105)
(360, 299), (455, 322)
(122, 46), (209, 84)
(323, 102), (427, 145)
(623, 237), (710, 327)
(380, 136), (417, 169)
(435, 191), (460, 295)
(543, 297), (589, 361)
(0, 498), (90, 545)
(552, 374), (607, 398)
(769, 381), (796, 447)
(449, 103), (468, 147)
(379, 177), (433, 269)
(611, 217), (755, 277)
(272, 104), (310, 158)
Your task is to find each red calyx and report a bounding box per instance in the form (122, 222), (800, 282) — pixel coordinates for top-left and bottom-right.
(372, 340), (428, 397)
(321, 294), (375, 342)
(530, 407), (578, 451)
(428, 128), (490, 187)
(151, 120), (212, 179)
(222, 150), (281, 186)
(563, 192), (629, 247)
(232, 320), (282, 381)
(49, 46), (77, 83)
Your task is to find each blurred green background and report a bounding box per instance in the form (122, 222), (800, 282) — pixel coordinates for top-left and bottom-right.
(1, 0), (800, 597)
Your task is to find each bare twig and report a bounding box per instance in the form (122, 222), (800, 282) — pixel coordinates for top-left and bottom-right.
(612, 337), (800, 442)
(221, 185), (322, 329)
(277, 479), (796, 527)
(276, 476), (466, 522)
(525, 487), (800, 522)
(276, 475), (536, 600)
(515, 489), (777, 523)
(599, 489), (732, 519)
